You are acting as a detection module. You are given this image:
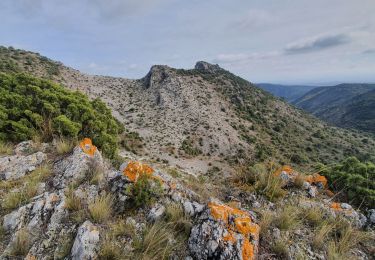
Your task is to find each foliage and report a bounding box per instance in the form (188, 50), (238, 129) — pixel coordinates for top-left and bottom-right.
(88, 194), (113, 223)
(180, 137), (202, 156)
(0, 73), (124, 158)
(320, 157), (375, 208)
(127, 174), (163, 208)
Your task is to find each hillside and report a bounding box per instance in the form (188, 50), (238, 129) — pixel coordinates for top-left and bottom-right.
(1, 46), (375, 175)
(293, 84), (375, 133)
(257, 83), (317, 102)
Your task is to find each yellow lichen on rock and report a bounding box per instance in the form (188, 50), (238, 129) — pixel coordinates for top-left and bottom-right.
(79, 138), (97, 156)
(330, 202), (341, 210)
(208, 202), (259, 260)
(123, 161), (154, 182)
(273, 165), (293, 176)
(305, 173), (327, 188)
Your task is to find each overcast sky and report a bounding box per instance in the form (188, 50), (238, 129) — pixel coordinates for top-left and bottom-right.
(1, 0), (375, 84)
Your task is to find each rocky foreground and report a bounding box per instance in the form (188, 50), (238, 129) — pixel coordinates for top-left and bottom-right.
(0, 140), (374, 259)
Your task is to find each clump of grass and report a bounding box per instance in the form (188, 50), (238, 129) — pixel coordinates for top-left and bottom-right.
(110, 219), (136, 238)
(98, 235), (128, 260)
(259, 210), (274, 236)
(10, 228), (31, 256)
(54, 233), (74, 259)
(2, 192), (25, 210)
(165, 203), (192, 236)
(274, 204), (301, 231)
(64, 187), (83, 211)
(88, 193), (113, 223)
(271, 239), (289, 258)
(254, 163), (286, 201)
(87, 158), (104, 185)
(313, 221), (335, 249)
(133, 222), (179, 259)
(336, 226), (370, 255)
(294, 173), (306, 188)
(0, 141), (13, 155)
(327, 241), (341, 260)
(303, 206), (324, 227)
(55, 138), (75, 155)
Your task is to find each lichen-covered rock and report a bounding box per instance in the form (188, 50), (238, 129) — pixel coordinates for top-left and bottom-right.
(53, 144), (103, 188)
(148, 203), (166, 222)
(71, 220), (100, 260)
(368, 209), (375, 225)
(188, 200), (259, 260)
(0, 151), (46, 180)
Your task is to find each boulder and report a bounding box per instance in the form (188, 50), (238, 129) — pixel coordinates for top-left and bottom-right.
(188, 200), (259, 260)
(71, 221), (100, 260)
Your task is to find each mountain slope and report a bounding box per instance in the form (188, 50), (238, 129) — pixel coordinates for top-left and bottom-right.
(293, 83), (375, 133)
(1, 46), (375, 174)
(257, 83), (317, 101)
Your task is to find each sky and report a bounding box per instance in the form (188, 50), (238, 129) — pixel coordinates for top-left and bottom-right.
(1, 0), (375, 85)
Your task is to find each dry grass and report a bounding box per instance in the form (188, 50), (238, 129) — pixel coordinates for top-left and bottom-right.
(271, 239), (289, 258)
(165, 203), (192, 236)
(294, 173), (306, 188)
(55, 138), (75, 155)
(274, 204), (301, 231)
(10, 228), (31, 256)
(259, 210), (274, 236)
(303, 206), (324, 227)
(64, 187), (83, 211)
(110, 219), (136, 238)
(87, 158), (104, 185)
(133, 222), (179, 260)
(88, 193), (113, 223)
(98, 235), (129, 260)
(0, 142), (13, 155)
(54, 233), (74, 259)
(313, 221), (335, 249)
(254, 163), (286, 201)
(2, 191), (25, 210)
(336, 226), (370, 255)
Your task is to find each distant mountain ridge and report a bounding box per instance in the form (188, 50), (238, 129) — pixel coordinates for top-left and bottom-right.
(293, 83), (375, 133)
(256, 83), (317, 101)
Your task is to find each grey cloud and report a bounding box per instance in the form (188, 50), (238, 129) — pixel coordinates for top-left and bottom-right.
(363, 49), (375, 54)
(285, 33), (350, 54)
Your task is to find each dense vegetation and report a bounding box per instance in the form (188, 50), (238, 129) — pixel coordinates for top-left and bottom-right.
(320, 157), (375, 208)
(0, 73), (124, 158)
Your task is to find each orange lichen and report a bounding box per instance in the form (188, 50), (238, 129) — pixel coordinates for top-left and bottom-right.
(79, 138), (97, 156)
(274, 165), (293, 176)
(305, 174), (327, 188)
(208, 202), (259, 260)
(123, 161), (154, 182)
(325, 190), (335, 197)
(242, 239), (255, 260)
(331, 202), (342, 211)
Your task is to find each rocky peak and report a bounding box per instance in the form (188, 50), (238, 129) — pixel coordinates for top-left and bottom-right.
(195, 61), (223, 73)
(142, 65), (174, 89)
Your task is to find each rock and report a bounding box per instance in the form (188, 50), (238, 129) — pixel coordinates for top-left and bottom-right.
(341, 203), (352, 210)
(368, 209), (375, 224)
(188, 200), (259, 260)
(3, 206), (27, 231)
(183, 201), (205, 216)
(148, 203), (166, 222)
(302, 181), (311, 190)
(272, 228), (281, 240)
(308, 186), (317, 197)
(0, 151), (46, 180)
(71, 221), (100, 260)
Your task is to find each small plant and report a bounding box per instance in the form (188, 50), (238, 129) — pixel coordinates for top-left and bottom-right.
(274, 204), (301, 231)
(259, 210), (274, 236)
(336, 226), (370, 256)
(127, 174), (163, 208)
(313, 221), (335, 249)
(54, 233), (74, 259)
(254, 163), (286, 201)
(271, 239), (289, 258)
(303, 206), (324, 227)
(110, 219), (136, 238)
(165, 203), (192, 236)
(86, 158), (104, 185)
(10, 228), (31, 256)
(88, 193), (113, 223)
(133, 222), (179, 260)
(64, 187), (83, 212)
(2, 191), (25, 210)
(98, 236), (127, 260)
(0, 141), (12, 155)
(55, 138), (75, 155)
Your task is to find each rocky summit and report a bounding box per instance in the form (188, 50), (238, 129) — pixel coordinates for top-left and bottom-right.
(0, 139), (374, 259)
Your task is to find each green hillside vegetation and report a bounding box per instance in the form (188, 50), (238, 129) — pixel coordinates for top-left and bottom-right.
(0, 73), (124, 158)
(293, 84), (375, 133)
(320, 157), (375, 208)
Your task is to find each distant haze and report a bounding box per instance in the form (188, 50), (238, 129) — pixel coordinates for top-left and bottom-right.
(1, 0), (375, 84)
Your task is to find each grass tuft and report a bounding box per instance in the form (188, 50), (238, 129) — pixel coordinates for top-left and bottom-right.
(55, 138), (75, 155)
(274, 204), (301, 231)
(88, 193), (113, 223)
(0, 141), (13, 155)
(10, 228), (31, 256)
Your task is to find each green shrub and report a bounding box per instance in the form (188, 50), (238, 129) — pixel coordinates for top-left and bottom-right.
(0, 73), (124, 158)
(320, 157), (375, 208)
(127, 174), (163, 208)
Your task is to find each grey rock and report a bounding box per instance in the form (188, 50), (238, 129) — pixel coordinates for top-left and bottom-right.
(148, 203), (166, 222)
(71, 221), (100, 260)
(0, 151), (46, 180)
(308, 186), (317, 197)
(341, 203), (352, 210)
(368, 209), (375, 224)
(272, 228), (281, 240)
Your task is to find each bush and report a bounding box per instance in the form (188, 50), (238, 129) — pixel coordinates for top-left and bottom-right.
(127, 174), (163, 208)
(0, 73), (124, 158)
(320, 157), (375, 208)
